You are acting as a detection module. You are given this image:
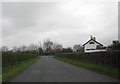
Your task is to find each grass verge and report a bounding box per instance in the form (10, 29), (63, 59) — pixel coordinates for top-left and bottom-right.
(2, 56), (40, 82)
(54, 56), (119, 79)
(0, 70), (1, 83)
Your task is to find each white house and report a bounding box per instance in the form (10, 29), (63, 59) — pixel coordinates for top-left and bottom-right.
(83, 36), (107, 53)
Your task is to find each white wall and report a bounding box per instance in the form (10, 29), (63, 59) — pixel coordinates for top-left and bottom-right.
(85, 49), (106, 53)
(84, 40), (106, 52)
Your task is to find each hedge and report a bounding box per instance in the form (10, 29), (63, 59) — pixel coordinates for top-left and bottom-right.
(2, 51), (38, 66)
(55, 51), (120, 68)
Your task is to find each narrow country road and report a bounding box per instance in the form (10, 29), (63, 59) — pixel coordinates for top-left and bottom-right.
(9, 56), (118, 82)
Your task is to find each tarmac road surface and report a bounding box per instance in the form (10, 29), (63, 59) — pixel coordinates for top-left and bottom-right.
(9, 56), (119, 82)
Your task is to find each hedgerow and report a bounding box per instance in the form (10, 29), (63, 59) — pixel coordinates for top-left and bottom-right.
(55, 51), (120, 68)
(2, 51), (38, 66)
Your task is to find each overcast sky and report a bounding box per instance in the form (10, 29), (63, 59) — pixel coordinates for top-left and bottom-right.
(2, 0), (118, 48)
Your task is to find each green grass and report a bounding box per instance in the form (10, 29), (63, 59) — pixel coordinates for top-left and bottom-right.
(0, 71), (1, 84)
(2, 56), (40, 82)
(54, 56), (119, 79)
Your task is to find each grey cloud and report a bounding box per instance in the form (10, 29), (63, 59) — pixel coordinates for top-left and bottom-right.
(2, 2), (118, 48)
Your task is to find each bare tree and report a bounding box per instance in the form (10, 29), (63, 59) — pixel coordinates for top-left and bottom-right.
(52, 42), (63, 52)
(61, 47), (73, 53)
(38, 41), (43, 49)
(43, 39), (53, 53)
(73, 44), (83, 52)
(12, 46), (19, 52)
(2, 46), (9, 52)
(28, 44), (38, 51)
(20, 45), (27, 52)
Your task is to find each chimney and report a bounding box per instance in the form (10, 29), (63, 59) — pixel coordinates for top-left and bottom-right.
(90, 35), (92, 39)
(93, 37), (96, 41)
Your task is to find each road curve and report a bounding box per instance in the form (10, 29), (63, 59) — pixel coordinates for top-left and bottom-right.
(9, 56), (119, 82)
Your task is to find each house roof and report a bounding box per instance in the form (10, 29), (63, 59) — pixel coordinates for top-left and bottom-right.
(82, 38), (103, 46)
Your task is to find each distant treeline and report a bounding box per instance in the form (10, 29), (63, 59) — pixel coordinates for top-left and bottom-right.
(55, 51), (120, 68)
(1, 39), (120, 55)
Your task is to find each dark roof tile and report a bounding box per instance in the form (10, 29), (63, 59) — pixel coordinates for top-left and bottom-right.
(83, 39), (103, 46)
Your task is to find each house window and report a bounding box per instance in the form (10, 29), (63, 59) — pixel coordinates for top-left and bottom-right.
(96, 45), (106, 50)
(96, 45), (101, 49)
(91, 49), (95, 50)
(86, 49), (95, 50)
(89, 42), (94, 44)
(86, 49), (90, 50)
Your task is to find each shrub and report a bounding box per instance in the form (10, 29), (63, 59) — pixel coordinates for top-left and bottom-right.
(2, 51), (38, 66)
(55, 51), (120, 68)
